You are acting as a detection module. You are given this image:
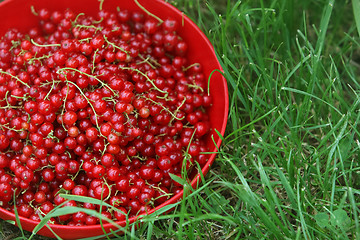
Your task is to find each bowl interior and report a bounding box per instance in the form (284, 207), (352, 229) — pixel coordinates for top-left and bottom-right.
(0, 0), (228, 239)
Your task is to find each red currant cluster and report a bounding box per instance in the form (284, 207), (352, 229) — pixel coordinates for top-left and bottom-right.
(0, 6), (212, 225)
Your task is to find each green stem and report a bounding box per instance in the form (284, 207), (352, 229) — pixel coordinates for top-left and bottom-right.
(60, 83), (70, 131)
(30, 5), (38, 16)
(182, 63), (200, 72)
(187, 83), (204, 92)
(137, 54), (160, 69)
(170, 96), (187, 124)
(134, 0), (164, 24)
(73, 24), (102, 32)
(144, 96), (184, 121)
(57, 67), (118, 97)
(44, 78), (57, 100)
(98, 0), (105, 11)
(78, 37), (92, 42)
(30, 39), (60, 48)
(0, 69), (30, 88)
(119, 66), (168, 95)
(0, 123), (23, 133)
(103, 35), (128, 53)
(65, 81), (101, 131)
(92, 49), (99, 74)
(27, 54), (52, 65)
(72, 13), (85, 25)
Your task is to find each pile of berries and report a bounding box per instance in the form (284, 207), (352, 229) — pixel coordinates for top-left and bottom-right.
(0, 5), (212, 225)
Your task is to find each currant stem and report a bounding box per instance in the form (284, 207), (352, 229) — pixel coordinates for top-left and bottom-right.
(46, 130), (58, 141)
(111, 26), (121, 33)
(182, 63), (200, 72)
(27, 54), (52, 65)
(10, 95), (27, 99)
(30, 39), (61, 48)
(65, 80), (102, 132)
(103, 35), (128, 53)
(71, 161), (84, 181)
(60, 82), (71, 131)
(3, 91), (12, 109)
(134, 0), (164, 24)
(119, 66), (168, 95)
(102, 97), (117, 104)
(91, 49), (99, 74)
(73, 24), (103, 32)
(92, 18), (104, 24)
(144, 96), (184, 121)
(0, 123), (23, 133)
(0, 69), (30, 88)
(72, 13), (85, 25)
(9, 40), (21, 51)
(102, 180), (112, 202)
(136, 56), (154, 65)
(139, 54), (161, 68)
(137, 54), (156, 69)
(100, 142), (110, 155)
(170, 96), (187, 124)
(44, 78), (57, 100)
(78, 37), (92, 43)
(151, 184), (173, 197)
(30, 5), (38, 16)
(98, 0), (105, 11)
(57, 67), (118, 97)
(123, 112), (133, 127)
(187, 83), (204, 92)
(40, 80), (61, 87)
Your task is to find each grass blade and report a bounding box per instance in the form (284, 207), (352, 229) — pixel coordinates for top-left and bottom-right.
(352, 0), (360, 37)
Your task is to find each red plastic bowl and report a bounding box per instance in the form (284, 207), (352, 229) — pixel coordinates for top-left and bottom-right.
(0, 0), (228, 239)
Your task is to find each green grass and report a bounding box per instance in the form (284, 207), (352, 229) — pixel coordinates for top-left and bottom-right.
(2, 0), (360, 239)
